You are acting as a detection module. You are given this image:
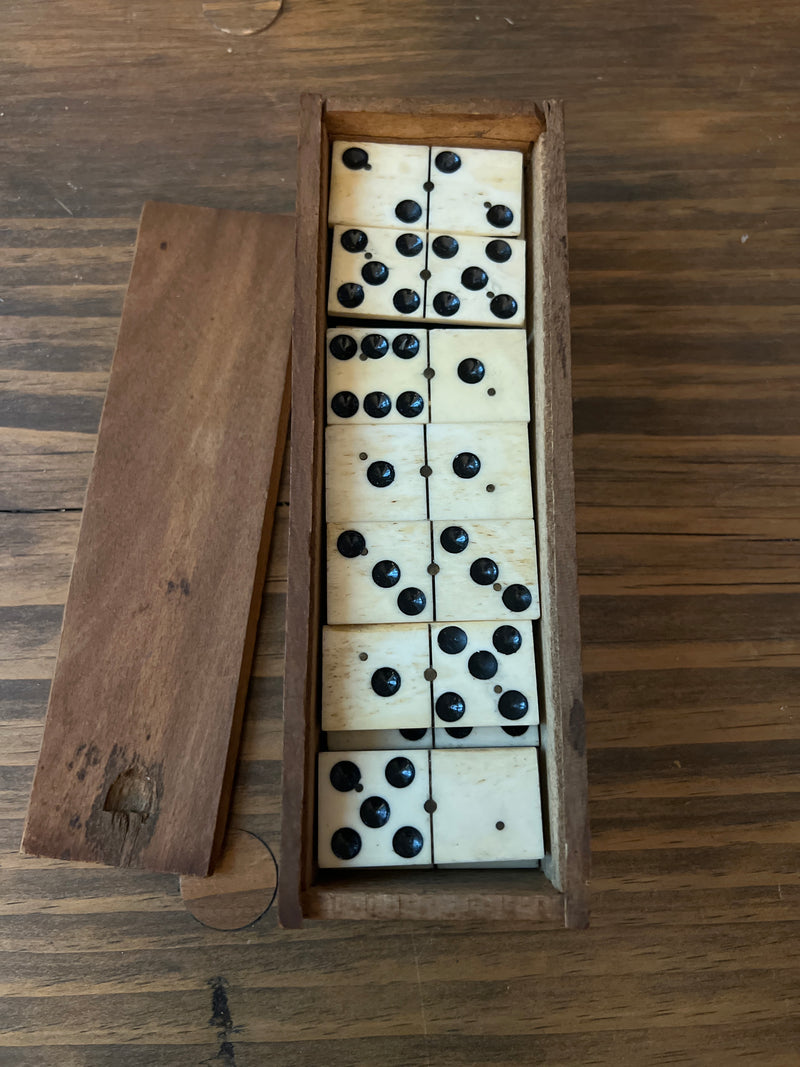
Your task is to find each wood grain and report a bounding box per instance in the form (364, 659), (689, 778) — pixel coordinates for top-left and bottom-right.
(531, 99), (590, 927)
(180, 828), (278, 929)
(2, 0), (799, 1061)
(280, 92), (327, 930)
(21, 203), (294, 876)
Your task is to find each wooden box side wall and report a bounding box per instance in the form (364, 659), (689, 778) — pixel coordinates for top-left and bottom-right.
(531, 102), (590, 927)
(280, 95), (329, 929)
(322, 96), (544, 150)
(281, 95), (588, 928)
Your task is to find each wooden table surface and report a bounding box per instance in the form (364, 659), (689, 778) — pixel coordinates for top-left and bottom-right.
(2, 2), (798, 1063)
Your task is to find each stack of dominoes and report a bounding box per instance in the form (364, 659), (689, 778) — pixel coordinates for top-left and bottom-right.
(318, 141), (545, 870)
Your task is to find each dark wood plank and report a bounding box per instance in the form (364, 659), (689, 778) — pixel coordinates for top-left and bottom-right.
(21, 203), (294, 875)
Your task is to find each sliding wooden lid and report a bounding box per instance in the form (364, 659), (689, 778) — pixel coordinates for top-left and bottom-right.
(21, 202), (294, 876)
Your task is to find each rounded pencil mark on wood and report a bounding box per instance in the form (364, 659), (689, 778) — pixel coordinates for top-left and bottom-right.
(202, 0), (284, 37)
(180, 829), (277, 930)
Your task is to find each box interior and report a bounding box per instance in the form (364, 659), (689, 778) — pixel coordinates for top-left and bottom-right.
(294, 101), (573, 921)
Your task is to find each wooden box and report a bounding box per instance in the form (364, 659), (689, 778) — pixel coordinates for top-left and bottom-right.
(22, 204), (294, 877)
(281, 95), (589, 927)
